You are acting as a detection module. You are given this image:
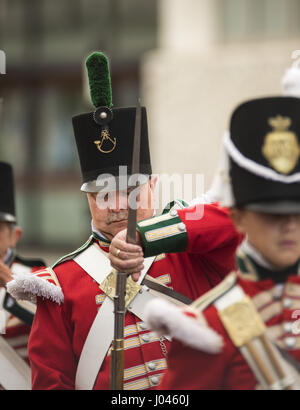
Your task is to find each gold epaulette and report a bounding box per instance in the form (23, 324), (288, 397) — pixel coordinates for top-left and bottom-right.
(190, 272), (238, 313)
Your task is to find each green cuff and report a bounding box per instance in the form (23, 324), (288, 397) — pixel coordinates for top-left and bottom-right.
(137, 207), (188, 257)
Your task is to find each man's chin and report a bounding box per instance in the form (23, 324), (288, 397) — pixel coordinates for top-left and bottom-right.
(110, 220), (128, 235)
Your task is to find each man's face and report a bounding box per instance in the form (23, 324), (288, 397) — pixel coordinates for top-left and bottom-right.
(231, 209), (300, 270)
(87, 177), (157, 241)
(0, 222), (20, 262)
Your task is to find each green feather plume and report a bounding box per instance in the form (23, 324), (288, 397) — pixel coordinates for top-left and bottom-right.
(85, 52), (113, 108)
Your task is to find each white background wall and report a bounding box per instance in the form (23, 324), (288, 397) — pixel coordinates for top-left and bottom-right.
(142, 0), (300, 199)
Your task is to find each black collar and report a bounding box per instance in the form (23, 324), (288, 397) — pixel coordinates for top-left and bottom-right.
(245, 255), (299, 283)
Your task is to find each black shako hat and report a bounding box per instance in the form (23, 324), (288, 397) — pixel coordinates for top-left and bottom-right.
(0, 162), (16, 222)
(72, 52), (152, 192)
(229, 96), (300, 213)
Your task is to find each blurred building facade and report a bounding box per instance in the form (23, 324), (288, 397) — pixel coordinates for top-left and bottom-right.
(142, 0), (300, 200)
(0, 0), (300, 263)
(0, 0), (158, 263)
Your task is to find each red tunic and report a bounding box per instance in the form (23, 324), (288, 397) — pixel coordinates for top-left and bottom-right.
(159, 271), (300, 390)
(28, 203), (241, 390)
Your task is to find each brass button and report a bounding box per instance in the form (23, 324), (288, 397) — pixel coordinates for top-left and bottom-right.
(283, 298), (292, 309)
(178, 222), (186, 232)
(283, 322), (293, 333)
(139, 322), (147, 331)
(142, 334), (150, 343)
(150, 376), (159, 385)
(285, 337), (296, 348)
(169, 209), (178, 217)
(147, 362), (157, 371)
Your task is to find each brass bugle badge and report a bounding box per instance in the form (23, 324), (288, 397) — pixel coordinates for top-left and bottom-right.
(94, 129), (117, 154)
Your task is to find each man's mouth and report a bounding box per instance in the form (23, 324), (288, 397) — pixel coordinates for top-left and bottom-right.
(106, 214), (128, 225)
(110, 219), (127, 224)
(279, 240), (297, 248)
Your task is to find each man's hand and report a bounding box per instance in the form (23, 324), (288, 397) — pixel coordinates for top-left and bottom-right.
(109, 229), (144, 282)
(0, 260), (13, 287)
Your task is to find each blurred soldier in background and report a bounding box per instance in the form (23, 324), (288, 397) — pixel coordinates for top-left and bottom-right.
(0, 161), (45, 390)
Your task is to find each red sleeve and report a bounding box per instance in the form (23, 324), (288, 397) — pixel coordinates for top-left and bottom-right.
(177, 203), (242, 255)
(28, 297), (77, 390)
(178, 203), (243, 274)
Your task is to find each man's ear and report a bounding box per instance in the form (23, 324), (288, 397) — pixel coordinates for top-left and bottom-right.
(229, 208), (246, 234)
(10, 226), (23, 248)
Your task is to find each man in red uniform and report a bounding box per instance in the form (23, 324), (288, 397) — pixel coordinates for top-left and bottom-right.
(0, 162), (45, 390)
(138, 95), (300, 390)
(8, 52), (241, 390)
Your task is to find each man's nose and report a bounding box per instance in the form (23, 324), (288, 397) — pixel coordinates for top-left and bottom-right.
(109, 192), (128, 211)
(282, 215), (300, 231)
